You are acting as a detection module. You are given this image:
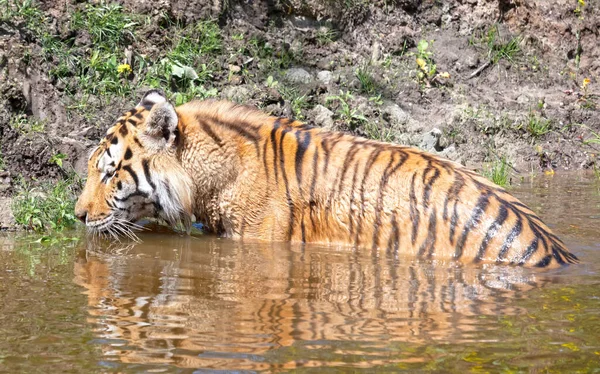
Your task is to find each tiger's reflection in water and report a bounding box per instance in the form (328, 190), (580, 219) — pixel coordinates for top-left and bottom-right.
(73, 233), (558, 370)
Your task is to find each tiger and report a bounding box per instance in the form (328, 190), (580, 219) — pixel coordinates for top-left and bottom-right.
(74, 89), (579, 268)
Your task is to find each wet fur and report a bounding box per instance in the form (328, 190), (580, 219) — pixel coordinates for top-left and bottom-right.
(76, 93), (578, 268)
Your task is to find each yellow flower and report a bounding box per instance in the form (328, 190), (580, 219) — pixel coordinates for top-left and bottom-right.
(578, 0), (586, 6)
(582, 77), (590, 90)
(416, 58), (427, 71)
(117, 63), (132, 74)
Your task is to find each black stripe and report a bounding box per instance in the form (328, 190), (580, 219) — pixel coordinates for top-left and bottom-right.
(134, 112), (143, 120)
(387, 212), (400, 257)
(198, 117), (224, 146)
(474, 205), (508, 263)
(518, 237), (539, 265)
(409, 173), (420, 245)
(124, 147), (132, 160)
(347, 162), (361, 236)
(214, 119), (261, 152)
(372, 154), (398, 250)
(270, 120), (281, 185)
(534, 255), (553, 267)
(496, 217), (523, 262)
(105, 147), (112, 158)
(119, 124), (129, 136)
(262, 137), (270, 182)
(116, 181), (122, 190)
(308, 147), (320, 230)
(454, 193), (490, 259)
(114, 190), (148, 202)
(422, 166), (440, 210)
(142, 159), (156, 191)
(122, 165), (139, 188)
(449, 201), (459, 244)
(133, 137), (143, 147)
(111, 136), (119, 145)
(443, 172), (465, 221)
(355, 147), (384, 245)
(417, 207), (437, 258)
(279, 128), (295, 240)
(294, 131), (311, 187)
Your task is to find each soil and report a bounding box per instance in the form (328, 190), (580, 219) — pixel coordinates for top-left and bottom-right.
(0, 0), (599, 228)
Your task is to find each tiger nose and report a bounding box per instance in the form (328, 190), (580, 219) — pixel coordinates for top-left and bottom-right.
(75, 209), (87, 224)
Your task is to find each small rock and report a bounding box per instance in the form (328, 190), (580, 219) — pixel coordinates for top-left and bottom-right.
(516, 94), (530, 104)
(420, 128), (443, 151)
(381, 102), (411, 129)
(0, 197), (15, 230)
(311, 105), (335, 130)
(228, 64), (241, 73)
(317, 70), (333, 85)
(285, 68), (313, 84)
(371, 41), (381, 63)
(222, 85), (252, 103)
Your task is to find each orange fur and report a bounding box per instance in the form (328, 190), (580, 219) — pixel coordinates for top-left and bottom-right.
(76, 96), (578, 268)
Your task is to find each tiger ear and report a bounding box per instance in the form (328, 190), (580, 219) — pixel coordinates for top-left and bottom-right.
(139, 90), (179, 148)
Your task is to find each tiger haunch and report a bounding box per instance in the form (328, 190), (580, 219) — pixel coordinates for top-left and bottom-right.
(75, 90), (579, 268)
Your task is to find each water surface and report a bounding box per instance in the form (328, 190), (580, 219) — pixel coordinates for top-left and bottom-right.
(1, 172), (599, 372)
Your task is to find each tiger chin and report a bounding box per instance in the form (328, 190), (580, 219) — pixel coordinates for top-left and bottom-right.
(75, 90), (579, 268)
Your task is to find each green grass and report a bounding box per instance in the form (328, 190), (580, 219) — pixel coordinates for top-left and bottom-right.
(0, 150), (5, 170)
(326, 90), (367, 130)
(10, 114), (45, 134)
(12, 174), (82, 232)
(482, 157), (511, 187)
(364, 120), (394, 142)
(71, 3), (137, 49)
(280, 86), (311, 120)
(316, 28), (338, 46)
(471, 24), (521, 65)
(525, 113), (552, 137)
(356, 65), (378, 94)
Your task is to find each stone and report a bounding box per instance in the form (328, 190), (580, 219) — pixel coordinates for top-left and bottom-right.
(420, 128), (443, 151)
(0, 197), (15, 230)
(317, 70), (333, 85)
(311, 105), (335, 130)
(221, 85), (252, 103)
(381, 102), (411, 129)
(285, 68), (313, 84)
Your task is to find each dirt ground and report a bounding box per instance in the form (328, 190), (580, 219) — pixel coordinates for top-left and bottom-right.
(0, 0), (599, 209)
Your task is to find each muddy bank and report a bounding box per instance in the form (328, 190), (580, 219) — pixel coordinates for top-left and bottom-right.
(0, 0), (599, 229)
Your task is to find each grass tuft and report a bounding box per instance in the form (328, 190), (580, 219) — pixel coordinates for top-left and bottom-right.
(12, 174), (82, 232)
(482, 157), (511, 187)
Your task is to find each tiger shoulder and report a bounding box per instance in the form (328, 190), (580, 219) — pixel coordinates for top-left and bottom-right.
(75, 90), (579, 268)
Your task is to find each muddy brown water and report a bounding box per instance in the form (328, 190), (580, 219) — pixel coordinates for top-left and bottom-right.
(1, 173), (599, 372)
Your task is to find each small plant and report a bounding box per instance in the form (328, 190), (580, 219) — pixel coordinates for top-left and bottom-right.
(578, 78), (597, 110)
(414, 40), (450, 86)
(10, 114), (45, 134)
(356, 65), (378, 94)
(525, 112), (552, 137)
(364, 120), (394, 142)
(482, 157), (512, 187)
(12, 175), (81, 232)
(0, 150), (5, 170)
(71, 3), (137, 48)
(280, 86), (311, 120)
(172, 82), (218, 106)
(316, 28), (338, 46)
(326, 90), (367, 130)
(265, 75), (279, 88)
(49, 153), (67, 168)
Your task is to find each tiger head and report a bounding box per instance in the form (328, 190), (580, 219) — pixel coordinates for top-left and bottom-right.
(75, 90), (193, 237)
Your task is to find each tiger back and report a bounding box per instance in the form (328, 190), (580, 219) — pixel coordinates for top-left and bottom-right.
(75, 90), (579, 268)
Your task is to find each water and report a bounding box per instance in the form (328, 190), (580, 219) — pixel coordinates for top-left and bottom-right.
(1, 173), (600, 372)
